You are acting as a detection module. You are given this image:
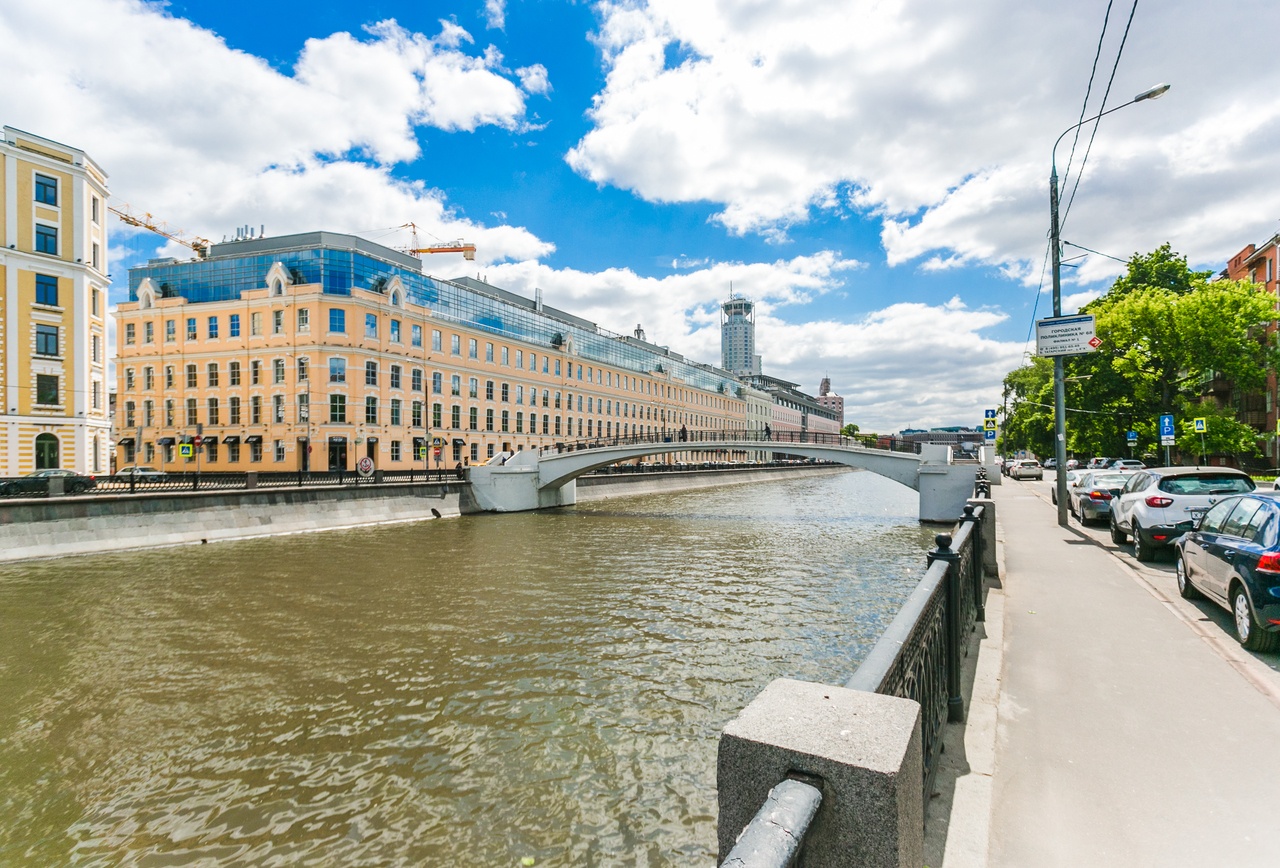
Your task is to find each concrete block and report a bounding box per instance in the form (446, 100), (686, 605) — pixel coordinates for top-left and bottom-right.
(718, 678), (923, 867)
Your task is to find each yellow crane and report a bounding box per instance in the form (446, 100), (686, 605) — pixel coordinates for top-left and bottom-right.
(109, 204), (213, 259)
(401, 222), (476, 260)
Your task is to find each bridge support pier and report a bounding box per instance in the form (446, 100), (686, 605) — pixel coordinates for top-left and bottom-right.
(918, 446), (979, 523)
(468, 450), (576, 512)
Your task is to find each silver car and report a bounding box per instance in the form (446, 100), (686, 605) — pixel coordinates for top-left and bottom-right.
(1008, 460), (1043, 480)
(1070, 471), (1130, 524)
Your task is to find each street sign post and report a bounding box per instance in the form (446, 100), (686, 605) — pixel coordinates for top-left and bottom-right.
(1194, 417), (1207, 463)
(1159, 413), (1175, 464)
(1036, 314), (1099, 357)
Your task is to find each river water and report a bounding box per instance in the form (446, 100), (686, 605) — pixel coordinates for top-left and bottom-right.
(0, 469), (936, 866)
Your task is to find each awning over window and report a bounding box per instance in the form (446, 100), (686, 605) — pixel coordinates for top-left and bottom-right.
(244, 435), (264, 445)
(412, 437), (427, 447)
(157, 437), (176, 446)
(115, 438), (135, 447)
(452, 438), (466, 446)
(201, 435), (219, 445)
(221, 435), (240, 445)
(328, 436), (347, 443)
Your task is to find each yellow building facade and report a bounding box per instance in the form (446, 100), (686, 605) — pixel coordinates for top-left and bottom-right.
(0, 127), (110, 476)
(113, 233), (748, 472)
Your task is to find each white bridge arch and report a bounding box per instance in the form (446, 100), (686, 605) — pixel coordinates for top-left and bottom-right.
(468, 433), (980, 522)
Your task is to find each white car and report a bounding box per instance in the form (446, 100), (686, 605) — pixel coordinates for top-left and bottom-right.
(1007, 459), (1043, 480)
(1110, 466), (1256, 561)
(114, 466), (169, 480)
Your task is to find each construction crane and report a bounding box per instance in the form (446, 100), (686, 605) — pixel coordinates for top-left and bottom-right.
(110, 204), (213, 259)
(401, 222), (476, 260)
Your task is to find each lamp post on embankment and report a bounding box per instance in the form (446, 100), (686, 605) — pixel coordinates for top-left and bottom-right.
(1049, 82), (1170, 526)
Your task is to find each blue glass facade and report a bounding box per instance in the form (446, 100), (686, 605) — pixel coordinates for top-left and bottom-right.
(129, 234), (740, 396)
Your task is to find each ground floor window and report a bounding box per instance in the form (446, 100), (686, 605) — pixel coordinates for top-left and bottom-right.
(36, 375), (59, 406)
(391, 440), (401, 461)
(35, 433), (59, 468)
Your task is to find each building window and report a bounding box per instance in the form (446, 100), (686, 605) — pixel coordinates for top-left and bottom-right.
(297, 357), (309, 381)
(125, 368), (137, 391)
(469, 377), (479, 398)
(273, 310), (284, 335)
(391, 440), (402, 461)
(451, 375), (461, 396)
(35, 324), (59, 356)
(412, 324), (422, 347)
(35, 433), (59, 468)
(228, 441), (241, 462)
(330, 394), (347, 423)
(274, 358), (286, 384)
(207, 362), (219, 387)
(35, 274), (57, 306)
(432, 403), (443, 428)
(330, 308), (346, 333)
(298, 393), (309, 422)
(125, 323), (136, 345)
(329, 358), (346, 383)
(486, 380), (495, 401)
(274, 395), (285, 423)
(501, 347), (509, 366)
(208, 316), (219, 339)
(501, 383), (510, 403)
(250, 312), (262, 336)
(432, 329), (442, 352)
(365, 396), (378, 424)
(229, 397), (241, 425)
(144, 367), (154, 389)
(208, 398), (220, 425)
(451, 334), (461, 355)
(35, 224), (58, 255)
(35, 174), (58, 205)
(412, 401), (423, 427)
(250, 440), (264, 462)
(390, 320), (401, 343)
(365, 361), (378, 386)
(516, 411), (524, 434)
(186, 397), (199, 425)
(125, 401), (136, 427)
(251, 361), (262, 385)
(298, 308), (310, 333)
(391, 399), (402, 426)
(143, 322), (153, 345)
(166, 399), (176, 425)
(230, 314), (241, 337)
(229, 362), (241, 386)
(144, 400), (154, 426)
(390, 365), (402, 389)
(516, 350), (523, 369)
(486, 408), (494, 431)
(515, 385), (524, 405)
(251, 395), (262, 424)
(469, 339), (478, 359)
(166, 319), (176, 342)
(469, 407), (478, 430)
(365, 313), (378, 339)
(451, 405), (461, 428)
(186, 317), (197, 340)
(501, 410), (510, 432)
(186, 364), (198, 388)
(486, 343), (494, 362)
(432, 372), (442, 394)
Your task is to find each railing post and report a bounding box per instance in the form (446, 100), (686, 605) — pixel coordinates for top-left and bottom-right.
(960, 505), (985, 623)
(927, 533), (966, 723)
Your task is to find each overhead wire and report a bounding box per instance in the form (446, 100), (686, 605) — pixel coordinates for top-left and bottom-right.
(1058, 0), (1114, 221)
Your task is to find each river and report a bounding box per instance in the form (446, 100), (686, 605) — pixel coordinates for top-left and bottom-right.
(0, 469), (936, 866)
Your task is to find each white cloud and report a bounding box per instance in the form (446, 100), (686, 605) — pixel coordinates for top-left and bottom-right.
(517, 64), (551, 96)
(484, 0), (506, 30)
(0, 0), (552, 270)
(568, 0), (1280, 281)
(478, 254), (1022, 432)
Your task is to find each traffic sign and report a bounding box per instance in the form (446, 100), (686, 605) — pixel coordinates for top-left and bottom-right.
(179, 443), (193, 458)
(357, 456), (374, 477)
(1126, 430), (1138, 445)
(984, 429), (996, 441)
(1036, 314), (1098, 357)
(984, 409), (997, 419)
(984, 419), (997, 431)
(1193, 417), (1206, 433)
(1159, 413), (1175, 446)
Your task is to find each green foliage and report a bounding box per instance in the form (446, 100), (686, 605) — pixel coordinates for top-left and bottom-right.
(840, 423), (860, 438)
(1001, 244), (1278, 462)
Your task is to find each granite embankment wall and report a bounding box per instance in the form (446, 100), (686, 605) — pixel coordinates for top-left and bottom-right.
(0, 465), (850, 562)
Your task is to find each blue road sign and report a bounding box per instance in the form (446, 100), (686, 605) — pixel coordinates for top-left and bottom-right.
(984, 409), (997, 419)
(984, 429), (996, 441)
(1127, 430), (1138, 444)
(1159, 414), (1175, 438)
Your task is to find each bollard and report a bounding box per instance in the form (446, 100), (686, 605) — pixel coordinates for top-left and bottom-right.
(927, 533), (966, 724)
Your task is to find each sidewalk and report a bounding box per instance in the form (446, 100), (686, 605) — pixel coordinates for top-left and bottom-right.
(984, 478), (1280, 867)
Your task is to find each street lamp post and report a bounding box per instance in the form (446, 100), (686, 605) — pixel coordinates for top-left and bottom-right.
(1049, 83), (1169, 526)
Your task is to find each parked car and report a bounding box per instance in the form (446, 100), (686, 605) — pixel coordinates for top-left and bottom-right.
(1, 468), (97, 496)
(1106, 459), (1146, 471)
(113, 466), (169, 480)
(1070, 471), (1130, 524)
(1043, 458), (1057, 471)
(1174, 492), (1280, 652)
(1111, 467), (1256, 562)
(1087, 457), (1113, 469)
(1066, 459), (1080, 470)
(1007, 459), (1043, 480)
(1051, 469), (1083, 505)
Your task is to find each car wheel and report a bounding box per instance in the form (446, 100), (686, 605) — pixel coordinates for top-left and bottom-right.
(1232, 584), (1280, 653)
(1175, 554), (1202, 600)
(1110, 515), (1127, 544)
(1133, 523), (1154, 562)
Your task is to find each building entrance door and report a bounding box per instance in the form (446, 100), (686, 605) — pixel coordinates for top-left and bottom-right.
(328, 438), (347, 470)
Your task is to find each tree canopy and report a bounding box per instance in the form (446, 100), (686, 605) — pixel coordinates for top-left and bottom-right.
(999, 244), (1278, 461)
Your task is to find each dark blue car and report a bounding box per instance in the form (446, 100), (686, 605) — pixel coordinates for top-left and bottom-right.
(1175, 492), (1280, 653)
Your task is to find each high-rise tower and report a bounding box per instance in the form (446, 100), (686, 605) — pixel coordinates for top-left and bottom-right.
(721, 294), (761, 376)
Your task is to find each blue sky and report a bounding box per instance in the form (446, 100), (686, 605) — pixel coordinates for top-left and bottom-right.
(3, 0), (1278, 431)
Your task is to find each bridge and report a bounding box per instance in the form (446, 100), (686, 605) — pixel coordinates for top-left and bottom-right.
(468, 431), (986, 521)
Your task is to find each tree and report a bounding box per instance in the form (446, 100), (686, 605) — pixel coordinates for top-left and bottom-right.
(840, 423), (860, 438)
(999, 357), (1055, 457)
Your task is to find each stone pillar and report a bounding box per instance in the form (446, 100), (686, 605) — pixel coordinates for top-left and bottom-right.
(718, 678), (923, 867)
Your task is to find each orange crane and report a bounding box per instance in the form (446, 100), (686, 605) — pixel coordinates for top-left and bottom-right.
(110, 204), (213, 259)
(401, 222), (476, 260)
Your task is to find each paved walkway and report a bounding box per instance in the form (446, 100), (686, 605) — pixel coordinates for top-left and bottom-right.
(981, 478), (1280, 867)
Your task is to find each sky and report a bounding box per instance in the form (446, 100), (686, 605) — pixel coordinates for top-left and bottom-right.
(3, 0), (1278, 432)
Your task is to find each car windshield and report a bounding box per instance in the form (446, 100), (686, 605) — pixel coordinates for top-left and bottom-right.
(1159, 475), (1255, 495)
(1088, 474), (1129, 489)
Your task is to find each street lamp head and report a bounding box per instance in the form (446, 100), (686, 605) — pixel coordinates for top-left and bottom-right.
(1133, 83), (1170, 102)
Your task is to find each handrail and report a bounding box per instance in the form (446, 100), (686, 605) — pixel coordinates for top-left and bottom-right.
(720, 778), (823, 868)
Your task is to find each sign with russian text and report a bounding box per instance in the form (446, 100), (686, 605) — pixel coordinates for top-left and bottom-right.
(1035, 314), (1098, 357)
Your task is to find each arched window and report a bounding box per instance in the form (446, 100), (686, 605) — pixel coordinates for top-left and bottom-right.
(272, 279), (285, 297)
(389, 289), (402, 307)
(35, 433), (59, 469)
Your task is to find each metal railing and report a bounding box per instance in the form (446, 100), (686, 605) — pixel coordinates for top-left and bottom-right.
(547, 429), (924, 455)
(723, 504), (988, 866)
(0, 468), (467, 499)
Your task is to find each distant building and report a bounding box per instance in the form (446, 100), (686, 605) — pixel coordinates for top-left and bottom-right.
(742, 374), (842, 438)
(1224, 237), (1279, 464)
(897, 426), (984, 454)
(817, 376), (844, 422)
(721, 295), (761, 376)
(0, 127), (111, 475)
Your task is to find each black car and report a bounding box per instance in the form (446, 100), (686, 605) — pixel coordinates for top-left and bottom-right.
(0, 468), (97, 496)
(1174, 492), (1280, 653)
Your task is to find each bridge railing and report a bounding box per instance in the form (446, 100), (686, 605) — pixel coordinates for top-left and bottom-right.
(717, 503), (990, 867)
(544, 429), (924, 455)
